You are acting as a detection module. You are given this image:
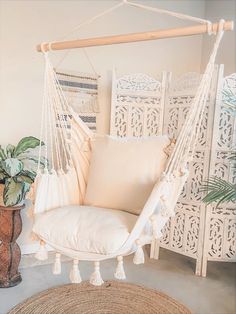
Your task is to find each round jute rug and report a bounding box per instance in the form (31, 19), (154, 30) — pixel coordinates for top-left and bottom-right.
(8, 281), (192, 314)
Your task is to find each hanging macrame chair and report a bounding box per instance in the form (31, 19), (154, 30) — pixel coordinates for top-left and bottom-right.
(31, 0), (233, 285)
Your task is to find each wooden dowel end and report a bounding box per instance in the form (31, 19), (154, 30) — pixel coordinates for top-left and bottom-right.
(37, 20), (234, 52)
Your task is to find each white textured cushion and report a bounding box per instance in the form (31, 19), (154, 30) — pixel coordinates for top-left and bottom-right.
(84, 135), (170, 215)
(33, 205), (137, 255)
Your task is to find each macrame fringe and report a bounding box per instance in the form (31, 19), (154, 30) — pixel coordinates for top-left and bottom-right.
(114, 256), (126, 280)
(90, 261), (104, 286)
(69, 259), (82, 283)
(133, 240), (145, 265)
(35, 240), (48, 261)
(53, 253), (61, 275)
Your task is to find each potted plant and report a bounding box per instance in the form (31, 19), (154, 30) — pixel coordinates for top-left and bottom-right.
(0, 136), (45, 206)
(0, 136), (45, 288)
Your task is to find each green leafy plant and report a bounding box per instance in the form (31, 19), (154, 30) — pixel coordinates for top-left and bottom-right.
(201, 176), (236, 206)
(0, 136), (45, 207)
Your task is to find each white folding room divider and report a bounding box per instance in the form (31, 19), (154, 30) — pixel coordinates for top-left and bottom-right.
(110, 65), (236, 276)
(110, 69), (167, 137)
(202, 68), (236, 276)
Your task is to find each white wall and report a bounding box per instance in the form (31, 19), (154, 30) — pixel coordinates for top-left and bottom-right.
(0, 0), (234, 252)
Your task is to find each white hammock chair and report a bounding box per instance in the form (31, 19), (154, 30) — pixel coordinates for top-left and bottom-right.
(32, 1), (232, 285)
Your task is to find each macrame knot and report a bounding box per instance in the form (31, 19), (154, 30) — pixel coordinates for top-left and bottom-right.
(35, 240), (48, 261)
(90, 261), (104, 286)
(69, 259), (82, 283)
(207, 21), (214, 35)
(218, 19), (226, 33)
(150, 215), (162, 239)
(161, 205), (176, 217)
(133, 240), (145, 265)
(114, 256), (126, 280)
(53, 253), (61, 275)
(160, 194), (167, 203)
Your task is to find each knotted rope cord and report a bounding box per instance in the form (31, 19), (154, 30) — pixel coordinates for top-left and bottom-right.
(186, 20), (225, 161)
(125, 0), (213, 34)
(55, 1), (125, 71)
(46, 55), (65, 171)
(48, 67), (68, 170)
(55, 0), (213, 70)
(51, 57), (77, 168)
(48, 59), (71, 169)
(46, 62), (63, 171)
(165, 20), (225, 176)
(41, 53), (71, 171)
(49, 60), (73, 167)
(46, 67), (56, 172)
(37, 52), (48, 174)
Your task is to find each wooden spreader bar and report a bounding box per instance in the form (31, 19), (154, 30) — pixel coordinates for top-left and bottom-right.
(37, 20), (234, 52)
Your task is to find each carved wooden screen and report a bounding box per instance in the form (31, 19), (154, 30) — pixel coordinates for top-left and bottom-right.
(158, 70), (218, 275)
(110, 66), (236, 276)
(202, 68), (236, 275)
(110, 69), (167, 137)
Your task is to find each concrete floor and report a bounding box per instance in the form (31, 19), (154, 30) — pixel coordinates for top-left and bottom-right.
(0, 248), (235, 314)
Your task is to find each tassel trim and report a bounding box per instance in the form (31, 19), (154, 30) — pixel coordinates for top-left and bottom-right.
(53, 253), (61, 275)
(133, 240), (145, 265)
(69, 259), (82, 283)
(35, 240), (48, 261)
(90, 261), (104, 286)
(114, 256), (126, 280)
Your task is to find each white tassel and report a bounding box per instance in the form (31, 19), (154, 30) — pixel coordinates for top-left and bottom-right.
(35, 240), (48, 261)
(69, 259), (82, 283)
(52, 253), (61, 275)
(90, 261), (104, 286)
(133, 240), (145, 265)
(114, 256), (126, 280)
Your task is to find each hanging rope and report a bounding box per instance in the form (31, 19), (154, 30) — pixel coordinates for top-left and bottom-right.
(54, 0), (214, 72)
(125, 0), (213, 34)
(55, 1), (125, 71)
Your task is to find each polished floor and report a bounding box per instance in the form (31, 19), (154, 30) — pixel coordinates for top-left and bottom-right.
(0, 249), (235, 314)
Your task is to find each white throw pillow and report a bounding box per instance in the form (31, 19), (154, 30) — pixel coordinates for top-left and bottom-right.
(33, 205), (137, 255)
(84, 135), (170, 215)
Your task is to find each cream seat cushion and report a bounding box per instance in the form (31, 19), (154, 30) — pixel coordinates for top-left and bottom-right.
(33, 205), (137, 255)
(84, 135), (170, 215)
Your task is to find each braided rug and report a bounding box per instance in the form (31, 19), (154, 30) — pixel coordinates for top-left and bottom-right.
(9, 281), (192, 314)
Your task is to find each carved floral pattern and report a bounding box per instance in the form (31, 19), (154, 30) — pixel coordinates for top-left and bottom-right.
(111, 71), (236, 266)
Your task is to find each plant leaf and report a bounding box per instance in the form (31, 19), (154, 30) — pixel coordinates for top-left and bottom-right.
(17, 175), (34, 184)
(1, 158), (23, 177)
(201, 176), (236, 206)
(22, 181), (31, 200)
(6, 144), (15, 158)
(3, 178), (24, 206)
(0, 171), (6, 181)
(0, 145), (7, 160)
(18, 155), (47, 167)
(20, 170), (36, 181)
(14, 137), (42, 157)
